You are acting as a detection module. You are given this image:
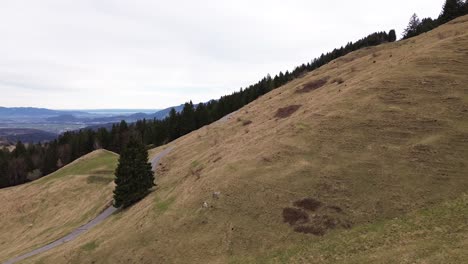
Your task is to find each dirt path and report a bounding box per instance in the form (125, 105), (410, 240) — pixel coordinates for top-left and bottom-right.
(3, 148), (173, 264)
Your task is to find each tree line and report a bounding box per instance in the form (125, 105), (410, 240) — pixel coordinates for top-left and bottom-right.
(5, 0), (465, 188)
(403, 0), (468, 39)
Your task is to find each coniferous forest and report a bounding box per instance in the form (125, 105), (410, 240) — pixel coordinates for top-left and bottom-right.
(0, 0), (466, 189)
(403, 0), (468, 39)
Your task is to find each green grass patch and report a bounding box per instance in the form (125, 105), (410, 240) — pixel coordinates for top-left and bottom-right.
(295, 122), (312, 131)
(87, 175), (114, 184)
(154, 197), (176, 215)
(35, 151), (118, 183)
(190, 160), (201, 168)
(81, 241), (98, 251)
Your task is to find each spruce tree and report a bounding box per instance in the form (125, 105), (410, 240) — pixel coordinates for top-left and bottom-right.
(439, 0), (463, 23)
(388, 29), (397, 42)
(403, 13), (421, 39)
(113, 138), (154, 208)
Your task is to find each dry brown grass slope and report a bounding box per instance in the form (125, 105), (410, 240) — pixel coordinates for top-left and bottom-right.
(0, 150), (118, 262)
(19, 16), (468, 263)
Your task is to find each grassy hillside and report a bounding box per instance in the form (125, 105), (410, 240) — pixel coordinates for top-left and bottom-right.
(0, 150), (118, 261)
(11, 15), (468, 263)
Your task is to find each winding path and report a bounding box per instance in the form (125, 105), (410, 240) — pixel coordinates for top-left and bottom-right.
(3, 147), (173, 264)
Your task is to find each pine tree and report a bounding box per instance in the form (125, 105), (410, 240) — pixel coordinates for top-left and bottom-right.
(113, 138), (154, 208)
(439, 0), (463, 23)
(0, 150), (9, 187)
(388, 29), (397, 42)
(403, 13), (421, 39)
(180, 101), (196, 135)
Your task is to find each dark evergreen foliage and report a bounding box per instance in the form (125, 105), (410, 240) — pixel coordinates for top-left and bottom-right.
(439, 0), (464, 23)
(403, 13), (421, 38)
(113, 138), (154, 208)
(402, 0), (467, 39)
(388, 30), (397, 42)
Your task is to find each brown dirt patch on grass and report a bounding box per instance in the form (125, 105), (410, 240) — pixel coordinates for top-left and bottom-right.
(282, 207), (309, 225)
(242, 120), (252, 126)
(293, 198), (323, 211)
(275, 105), (302, 118)
(296, 78), (328, 93)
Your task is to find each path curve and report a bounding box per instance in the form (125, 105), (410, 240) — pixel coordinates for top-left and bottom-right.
(3, 147), (173, 264)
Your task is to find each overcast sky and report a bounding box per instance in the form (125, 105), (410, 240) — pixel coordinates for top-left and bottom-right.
(0, 0), (444, 109)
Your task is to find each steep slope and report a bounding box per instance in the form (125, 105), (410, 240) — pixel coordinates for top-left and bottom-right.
(0, 150), (118, 262)
(18, 16), (468, 263)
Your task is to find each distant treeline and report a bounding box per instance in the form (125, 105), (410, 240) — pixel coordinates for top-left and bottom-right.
(1, 0), (466, 188)
(403, 0), (468, 39)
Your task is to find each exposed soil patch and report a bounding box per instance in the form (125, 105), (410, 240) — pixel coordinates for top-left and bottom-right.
(293, 198), (322, 211)
(282, 207), (309, 225)
(242, 120), (252, 126)
(275, 105), (302, 118)
(293, 225), (326, 236)
(283, 198), (352, 236)
(296, 78), (328, 93)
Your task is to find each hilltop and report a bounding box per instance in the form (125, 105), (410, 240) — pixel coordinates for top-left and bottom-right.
(5, 15), (466, 264)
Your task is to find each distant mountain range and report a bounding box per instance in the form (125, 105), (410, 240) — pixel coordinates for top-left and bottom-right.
(0, 105), (188, 142)
(0, 107), (89, 118)
(45, 104), (186, 124)
(81, 104), (188, 131)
